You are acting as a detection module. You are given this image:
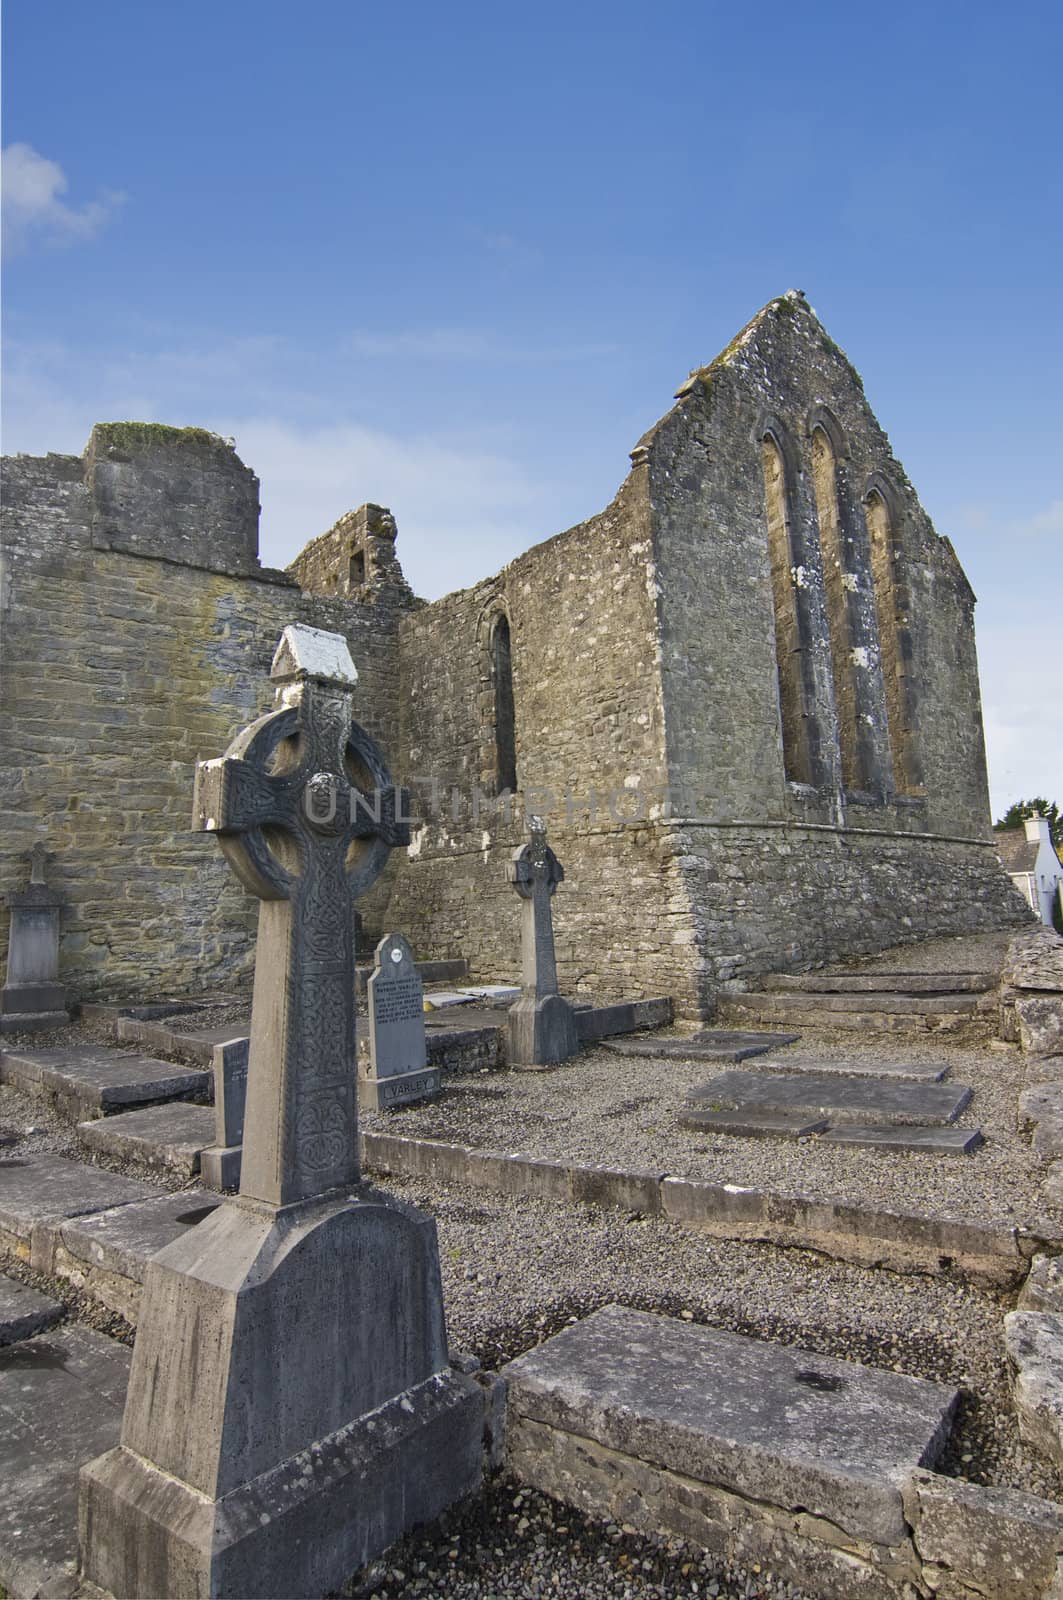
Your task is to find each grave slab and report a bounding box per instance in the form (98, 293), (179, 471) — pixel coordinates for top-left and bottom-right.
(820, 1124), (984, 1155)
(574, 998), (675, 1043)
(603, 1029), (798, 1062)
(0, 1152), (157, 1267)
(689, 1069), (973, 1126)
(422, 990), (476, 1010)
(0, 1274), (63, 1345)
(754, 1053), (949, 1083)
(503, 1305), (958, 1547)
(0, 1325), (132, 1599)
(77, 1100), (215, 1175)
(677, 1108), (829, 1138)
(58, 1191), (220, 1290)
(1, 1044), (209, 1119)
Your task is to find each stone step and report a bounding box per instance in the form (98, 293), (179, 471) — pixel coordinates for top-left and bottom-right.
(77, 1101), (216, 1178)
(730, 990), (985, 1015)
(0, 1044), (209, 1121)
(602, 1029), (799, 1063)
(53, 1190), (221, 1322)
(0, 1324), (132, 1599)
(116, 1015), (248, 1066)
(742, 1053), (949, 1083)
(677, 1108), (829, 1139)
(0, 1275), (63, 1346)
(718, 993), (988, 1035)
(760, 972), (996, 995)
(820, 1125), (985, 1156)
(686, 1069), (973, 1126)
(503, 1305), (958, 1551)
(0, 1153), (159, 1270)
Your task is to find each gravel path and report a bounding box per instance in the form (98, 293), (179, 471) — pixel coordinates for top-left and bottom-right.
(364, 1032), (1050, 1230)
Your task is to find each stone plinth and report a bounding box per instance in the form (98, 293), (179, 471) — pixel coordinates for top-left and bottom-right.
(1, 843), (68, 1031)
(79, 1188), (483, 1598)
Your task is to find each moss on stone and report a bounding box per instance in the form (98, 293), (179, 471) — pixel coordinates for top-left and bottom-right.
(91, 421), (233, 457)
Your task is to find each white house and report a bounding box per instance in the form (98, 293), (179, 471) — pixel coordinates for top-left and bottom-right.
(997, 814), (1063, 927)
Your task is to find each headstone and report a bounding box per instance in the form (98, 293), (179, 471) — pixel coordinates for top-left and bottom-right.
(360, 933), (439, 1110)
(506, 815), (579, 1068)
(0, 842), (69, 1031)
(79, 624), (484, 1600)
(198, 1036), (249, 1191)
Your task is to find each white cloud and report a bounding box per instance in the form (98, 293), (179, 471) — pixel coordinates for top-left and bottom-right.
(979, 620), (1063, 820)
(1027, 499), (1063, 537)
(215, 417), (550, 598)
(346, 326), (620, 363)
(0, 333), (568, 599)
(1, 144), (125, 257)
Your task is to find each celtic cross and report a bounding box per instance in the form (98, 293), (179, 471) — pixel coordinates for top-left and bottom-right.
(193, 624), (409, 1208)
(507, 815), (565, 998)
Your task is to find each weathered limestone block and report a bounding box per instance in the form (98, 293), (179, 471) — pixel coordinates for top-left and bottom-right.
(1020, 1255), (1063, 1312)
(1019, 1083), (1063, 1135)
(1004, 927), (1063, 993)
(903, 1468), (1063, 1597)
(1004, 1311), (1063, 1468)
(1018, 996), (1063, 1058)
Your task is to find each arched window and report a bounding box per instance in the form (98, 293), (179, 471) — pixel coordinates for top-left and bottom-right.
(811, 426), (869, 791)
(490, 613), (517, 794)
(865, 486), (919, 793)
(761, 433), (813, 785)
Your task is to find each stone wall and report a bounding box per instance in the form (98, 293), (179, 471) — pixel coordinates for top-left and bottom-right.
(1, 299), (1030, 1016)
(377, 296), (1026, 1014)
(0, 427), (408, 1000)
(381, 470), (700, 1008)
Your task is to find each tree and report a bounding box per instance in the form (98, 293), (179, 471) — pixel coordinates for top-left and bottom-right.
(994, 798), (1062, 851)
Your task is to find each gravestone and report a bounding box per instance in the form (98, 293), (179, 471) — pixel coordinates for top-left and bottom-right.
(506, 816), (579, 1068)
(199, 1036), (249, 1191)
(360, 932), (439, 1110)
(79, 624), (483, 1599)
(0, 842), (69, 1031)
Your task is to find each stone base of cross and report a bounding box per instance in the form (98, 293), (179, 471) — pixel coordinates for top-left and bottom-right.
(79, 626), (484, 1599)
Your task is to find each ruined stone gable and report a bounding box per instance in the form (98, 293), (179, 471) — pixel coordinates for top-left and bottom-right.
(0, 297), (1029, 1013)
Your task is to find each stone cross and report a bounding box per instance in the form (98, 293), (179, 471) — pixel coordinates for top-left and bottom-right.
(508, 815), (565, 996)
(506, 816), (578, 1066)
(193, 624), (409, 1207)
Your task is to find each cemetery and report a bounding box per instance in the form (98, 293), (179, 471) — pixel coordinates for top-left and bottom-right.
(2, 300), (1063, 1598)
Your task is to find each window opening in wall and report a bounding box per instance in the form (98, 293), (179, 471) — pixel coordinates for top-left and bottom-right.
(491, 613), (517, 793)
(865, 488), (919, 793)
(349, 549), (366, 587)
(811, 426), (869, 791)
(761, 434), (813, 785)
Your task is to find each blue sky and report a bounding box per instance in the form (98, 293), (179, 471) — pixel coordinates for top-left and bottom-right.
(3, 0), (1060, 819)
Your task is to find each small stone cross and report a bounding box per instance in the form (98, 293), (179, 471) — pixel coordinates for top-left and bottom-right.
(507, 815), (565, 998)
(193, 624), (409, 1208)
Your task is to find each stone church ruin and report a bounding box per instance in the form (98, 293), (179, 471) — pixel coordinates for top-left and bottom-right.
(0, 292), (1028, 1016)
